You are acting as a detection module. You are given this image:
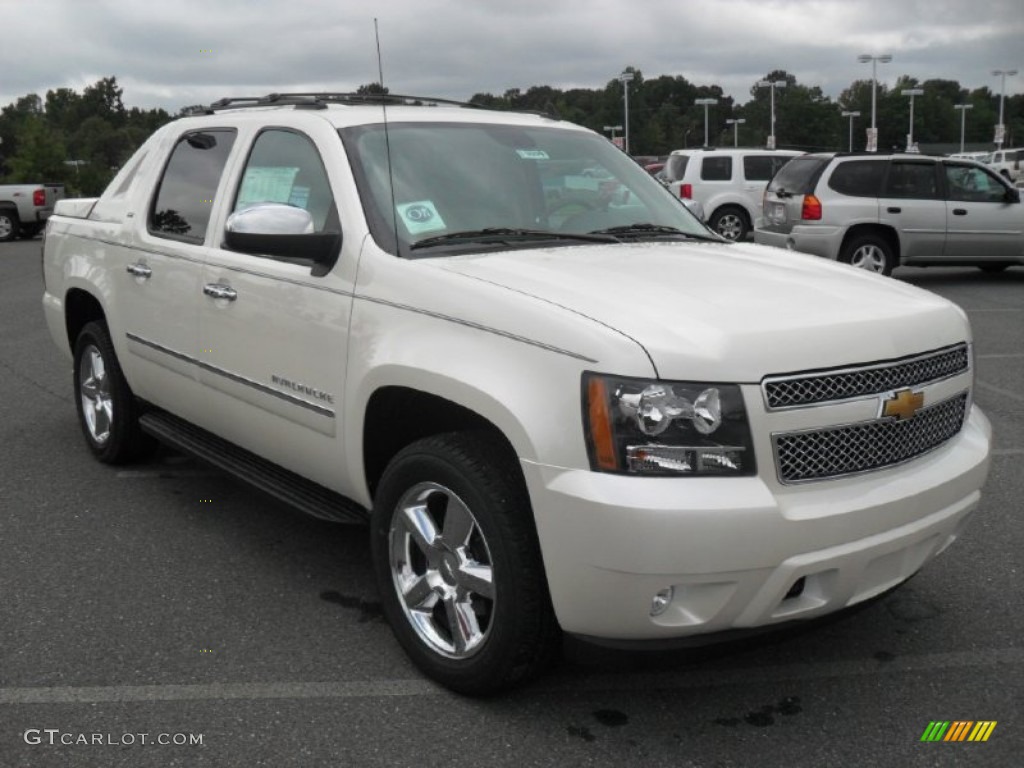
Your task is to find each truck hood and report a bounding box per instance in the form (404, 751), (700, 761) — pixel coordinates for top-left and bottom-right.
(436, 241), (970, 381)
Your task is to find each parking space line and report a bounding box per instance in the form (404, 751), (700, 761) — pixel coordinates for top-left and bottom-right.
(977, 380), (1024, 404)
(116, 470), (221, 478)
(1, 648), (1021, 704)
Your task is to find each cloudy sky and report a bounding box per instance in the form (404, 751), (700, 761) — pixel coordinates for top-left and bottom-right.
(2, 0), (1022, 112)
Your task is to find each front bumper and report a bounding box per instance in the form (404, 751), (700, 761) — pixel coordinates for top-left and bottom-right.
(522, 405), (991, 640)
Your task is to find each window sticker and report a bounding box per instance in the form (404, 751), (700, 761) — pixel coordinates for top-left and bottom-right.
(237, 166), (300, 208)
(287, 185), (310, 209)
(516, 149), (550, 160)
(397, 200), (446, 234)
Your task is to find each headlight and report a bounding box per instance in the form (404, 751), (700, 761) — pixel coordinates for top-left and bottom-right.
(583, 373), (756, 476)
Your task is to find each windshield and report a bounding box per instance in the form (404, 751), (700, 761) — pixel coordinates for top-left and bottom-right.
(340, 121), (710, 256)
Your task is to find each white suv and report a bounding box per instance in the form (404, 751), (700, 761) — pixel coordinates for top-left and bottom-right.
(662, 148), (802, 240)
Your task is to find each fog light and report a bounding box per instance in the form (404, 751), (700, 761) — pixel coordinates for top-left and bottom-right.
(650, 587), (674, 616)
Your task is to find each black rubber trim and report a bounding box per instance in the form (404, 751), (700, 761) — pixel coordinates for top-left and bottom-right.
(139, 410), (367, 524)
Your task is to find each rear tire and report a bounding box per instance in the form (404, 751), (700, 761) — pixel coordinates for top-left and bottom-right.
(371, 432), (559, 695)
(840, 234), (895, 276)
(0, 209), (19, 243)
(709, 206), (749, 241)
(72, 321), (156, 464)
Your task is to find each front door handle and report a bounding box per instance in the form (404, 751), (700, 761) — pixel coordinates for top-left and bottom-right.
(203, 283), (237, 301)
(887, 207), (902, 214)
(952, 208), (968, 216)
(126, 263), (152, 279)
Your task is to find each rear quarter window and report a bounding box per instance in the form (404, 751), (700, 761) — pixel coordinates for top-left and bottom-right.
(827, 160), (887, 197)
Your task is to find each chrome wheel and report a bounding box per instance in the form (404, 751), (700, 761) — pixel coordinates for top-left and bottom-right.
(0, 212), (16, 242)
(714, 212), (745, 240)
(389, 481), (495, 659)
(78, 344), (113, 445)
(849, 243), (888, 272)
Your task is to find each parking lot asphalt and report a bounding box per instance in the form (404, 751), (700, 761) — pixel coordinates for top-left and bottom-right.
(1, 238), (1021, 767)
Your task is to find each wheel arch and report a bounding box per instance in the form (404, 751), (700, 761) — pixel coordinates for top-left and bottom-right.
(839, 223), (901, 265)
(64, 288), (108, 350)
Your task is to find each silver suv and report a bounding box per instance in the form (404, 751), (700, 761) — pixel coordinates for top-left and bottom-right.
(755, 153), (1024, 275)
(662, 148), (801, 240)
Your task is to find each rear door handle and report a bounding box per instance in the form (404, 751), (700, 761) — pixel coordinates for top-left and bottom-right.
(953, 209), (968, 216)
(126, 263), (152, 279)
(887, 207), (902, 214)
(203, 283), (237, 301)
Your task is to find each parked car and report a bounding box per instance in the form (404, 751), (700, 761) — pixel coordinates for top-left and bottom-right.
(42, 94), (991, 694)
(0, 182), (65, 242)
(986, 147), (1023, 183)
(661, 148), (802, 240)
(755, 152), (1023, 275)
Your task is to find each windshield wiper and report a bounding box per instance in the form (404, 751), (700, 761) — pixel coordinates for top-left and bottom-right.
(410, 227), (618, 250)
(587, 223), (723, 242)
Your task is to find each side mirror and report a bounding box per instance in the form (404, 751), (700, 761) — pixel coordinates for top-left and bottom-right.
(224, 203), (340, 265)
(1007, 187), (1021, 204)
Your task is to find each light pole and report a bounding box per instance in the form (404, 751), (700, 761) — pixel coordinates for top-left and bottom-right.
(901, 88), (924, 151)
(858, 54), (892, 151)
(756, 79), (786, 148)
(618, 70), (635, 154)
(603, 125), (623, 147)
(725, 118), (746, 147)
(841, 110), (861, 151)
(694, 98), (718, 147)
(953, 104), (973, 154)
(991, 69), (1017, 149)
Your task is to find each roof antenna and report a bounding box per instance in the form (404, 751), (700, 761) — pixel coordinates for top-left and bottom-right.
(375, 18), (401, 255)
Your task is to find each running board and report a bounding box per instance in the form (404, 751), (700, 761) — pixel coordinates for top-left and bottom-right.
(139, 411), (369, 525)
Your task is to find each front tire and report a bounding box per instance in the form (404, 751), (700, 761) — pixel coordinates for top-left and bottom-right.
(73, 321), (155, 464)
(709, 206), (749, 241)
(840, 234), (895, 276)
(371, 432), (559, 695)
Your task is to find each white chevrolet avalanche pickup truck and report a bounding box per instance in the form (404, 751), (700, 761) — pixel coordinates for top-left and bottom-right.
(42, 93), (992, 694)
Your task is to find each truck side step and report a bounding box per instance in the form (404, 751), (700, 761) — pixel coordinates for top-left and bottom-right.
(139, 410), (369, 525)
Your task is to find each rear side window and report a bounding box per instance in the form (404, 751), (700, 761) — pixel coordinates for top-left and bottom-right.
(743, 155), (789, 182)
(150, 129), (237, 243)
(827, 160), (886, 197)
(883, 161), (939, 199)
(664, 154), (689, 181)
(701, 156), (732, 181)
(767, 156), (828, 194)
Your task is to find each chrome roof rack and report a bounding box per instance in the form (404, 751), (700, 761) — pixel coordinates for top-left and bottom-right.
(183, 92), (481, 116)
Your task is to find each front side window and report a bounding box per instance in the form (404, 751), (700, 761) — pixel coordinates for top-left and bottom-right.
(883, 161), (939, 199)
(149, 130), (236, 243)
(701, 156), (732, 181)
(341, 122), (711, 257)
(232, 129), (336, 232)
(827, 160), (886, 197)
(945, 164), (1011, 203)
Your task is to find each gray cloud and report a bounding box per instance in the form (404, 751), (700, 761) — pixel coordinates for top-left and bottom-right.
(1, 0), (1021, 111)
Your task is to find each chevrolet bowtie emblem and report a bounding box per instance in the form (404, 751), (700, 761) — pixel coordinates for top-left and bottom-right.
(882, 389), (924, 421)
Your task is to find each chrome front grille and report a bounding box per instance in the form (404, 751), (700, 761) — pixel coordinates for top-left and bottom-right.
(763, 344), (969, 410)
(773, 393), (968, 484)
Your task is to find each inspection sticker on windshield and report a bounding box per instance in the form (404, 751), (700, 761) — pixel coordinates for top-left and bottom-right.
(516, 149), (550, 160)
(397, 200), (446, 234)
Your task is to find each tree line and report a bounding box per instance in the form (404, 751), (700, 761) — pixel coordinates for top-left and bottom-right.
(1, 72), (1020, 196)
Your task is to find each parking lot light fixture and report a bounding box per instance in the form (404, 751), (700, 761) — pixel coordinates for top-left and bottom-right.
(695, 98), (718, 147)
(756, 80), (786, 149)
(619, 71), (635, 154)
(901, 88), (924, 151)
(953, 104), (973, 154)
(603, 125), (623, 146)
(858, 54), (892, 151)
(841, 110), (861, 151)
(992, 69), (1018, 149)
(726, 118), (746, 147)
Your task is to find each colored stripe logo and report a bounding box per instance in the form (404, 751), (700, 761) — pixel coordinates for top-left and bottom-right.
(920, 721), (997, 742)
